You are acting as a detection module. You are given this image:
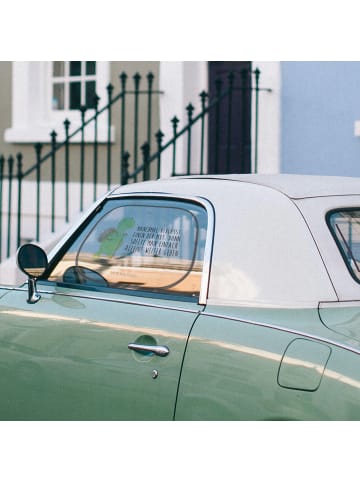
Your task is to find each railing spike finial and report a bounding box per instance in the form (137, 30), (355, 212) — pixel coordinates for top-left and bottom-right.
(133, 72), (141, 88)
(8, 154), (14, 172)
(34, 143), (43, 157)
(147, 72), (154, 84)
(50, 130), (57, 144)
(80, 105), (87, 118)
(94, 93), (100, 110)
(186, 103), (195, 122)
(155, 130), (164, 144)
(199, 90), (208, 105)
(121, 151), (130, 185)
(64, 118), (71, 137)
(106, 83), (114, 103)
(120, 72), (128, 90)
(16, 152), (23, 175)
(171, 117), (180, 141)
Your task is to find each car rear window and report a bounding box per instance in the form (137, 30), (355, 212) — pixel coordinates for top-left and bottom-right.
(327, 208), (360, 282)
(47, 197), (208, 299)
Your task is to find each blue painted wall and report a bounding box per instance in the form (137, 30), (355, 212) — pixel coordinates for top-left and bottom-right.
(281, 62), (360, 176)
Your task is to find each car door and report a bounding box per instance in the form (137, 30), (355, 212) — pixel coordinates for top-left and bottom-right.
(0, 195), (211, 421)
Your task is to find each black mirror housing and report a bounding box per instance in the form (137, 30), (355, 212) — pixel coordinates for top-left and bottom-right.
(17, 244), (48, 303)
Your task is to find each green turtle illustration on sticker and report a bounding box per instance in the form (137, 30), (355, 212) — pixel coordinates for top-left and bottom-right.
(96, 217), (135, 257)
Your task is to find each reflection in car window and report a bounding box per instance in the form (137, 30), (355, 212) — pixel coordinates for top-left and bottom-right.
(328, 209), (360, 282)
(48, 198), (208, 298)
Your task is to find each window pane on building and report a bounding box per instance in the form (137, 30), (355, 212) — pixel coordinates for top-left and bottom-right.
(86, 61), (96, 75)
(85, 81), (96, 108)
(52, 83), (64, 110)
(70, 81), (81, 109)
(70, 61), (81, 76)
(53, 62), (64, 77)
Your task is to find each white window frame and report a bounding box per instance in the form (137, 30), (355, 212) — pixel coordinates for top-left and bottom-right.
(51, 61), (97, 112)
(5, 61), (112, 143)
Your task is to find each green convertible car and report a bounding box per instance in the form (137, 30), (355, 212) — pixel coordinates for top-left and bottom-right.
(1, 173), (360, 420)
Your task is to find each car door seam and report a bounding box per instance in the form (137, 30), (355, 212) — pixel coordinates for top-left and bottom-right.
(172, 308), (204, 420)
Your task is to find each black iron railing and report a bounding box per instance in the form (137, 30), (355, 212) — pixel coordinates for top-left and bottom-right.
(0, 71), (162, 262)
(121, 68), (271, 183)
(0, 67), (270, 262)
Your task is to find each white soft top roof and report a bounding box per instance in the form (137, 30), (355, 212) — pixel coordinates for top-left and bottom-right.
(110, 173), (360, 306)
(170, 174), (360, 199)
(112, 174), (360, 199)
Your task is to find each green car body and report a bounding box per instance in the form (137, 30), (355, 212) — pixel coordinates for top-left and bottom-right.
(1, 174), (360, 420)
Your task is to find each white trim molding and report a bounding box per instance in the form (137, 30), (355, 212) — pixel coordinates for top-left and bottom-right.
(5, 61), (112, 143)
(159, 61), (208, 178)
(252, 61), (281, 174)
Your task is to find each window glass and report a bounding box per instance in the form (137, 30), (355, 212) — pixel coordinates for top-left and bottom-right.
(70, 82), (81, 109)
(86, 61), (96, 75)
(53, 61), (64, 77)
(85, 81), (96, 108)
(48, 198), (208, 299)
(51, 61), (97, 111)
(70, 61), (81, 76)
(328, 209), (360, 282)
(52, 83), (64, 110)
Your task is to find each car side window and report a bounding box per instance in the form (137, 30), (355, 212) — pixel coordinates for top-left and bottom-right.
(327, 208), (360, 283)
(47, 197), (208, 299)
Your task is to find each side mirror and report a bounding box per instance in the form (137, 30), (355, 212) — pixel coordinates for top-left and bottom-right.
(17, 244), (48, 304)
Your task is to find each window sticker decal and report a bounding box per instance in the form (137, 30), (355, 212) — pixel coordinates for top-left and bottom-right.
(96, 218), (135, 257)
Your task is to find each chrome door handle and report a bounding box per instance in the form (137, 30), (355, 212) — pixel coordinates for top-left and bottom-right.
(128, 343), (170, 357)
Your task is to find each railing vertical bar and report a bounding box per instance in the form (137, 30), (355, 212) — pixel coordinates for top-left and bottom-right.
(241, 68), (250, 173)
(34, 143), (42, 242)
(226, 72), (234, 173)
(133, 73), (141, 182)
(147, 72), (154, 150)
(171, 117), (179, 176)
(156, 130), (164, 179)
(120, 72), (127, 184)
(106, 83), (113, 190)
(214, 79), (222, 173)
(199, 91), (207, 175)
(16, 153), (23, 249)
(64, 119), (70, 223)
(79, 106), (86, 212)
(121, 151), (130, 186)
(253, 68), (260, 174)
(93, 95), (99, 201)
(186, 103), (194, 175)
(6, 156), (14, 258)
(50, 131), (57, 233)
(142, 142), (150, 181)
(0, 156), (4, 262)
